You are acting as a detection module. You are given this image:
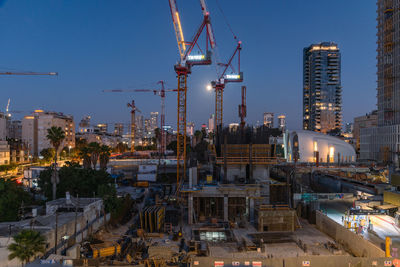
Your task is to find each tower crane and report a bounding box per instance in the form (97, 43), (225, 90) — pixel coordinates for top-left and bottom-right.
(127, 100), (141, 153)
(238, 85), (246, 129)
(0, 71), (58, 76)
(103, 81), (177, 155)
(211, 41), (243, 133)
(168, 0), (216, 192)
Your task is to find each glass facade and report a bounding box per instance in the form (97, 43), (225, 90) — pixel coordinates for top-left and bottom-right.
(303, 42), (342, 134)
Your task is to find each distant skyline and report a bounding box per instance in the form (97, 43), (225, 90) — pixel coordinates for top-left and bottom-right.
(0, 1), (377, 130)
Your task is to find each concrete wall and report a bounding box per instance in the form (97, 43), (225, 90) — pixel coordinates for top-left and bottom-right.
(315, 211), (385, 257)
(191, 256), (397, 267)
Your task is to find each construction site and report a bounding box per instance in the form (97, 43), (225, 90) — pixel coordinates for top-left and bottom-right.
(57, 0), (400, 266)
(0, 1), (398, 267)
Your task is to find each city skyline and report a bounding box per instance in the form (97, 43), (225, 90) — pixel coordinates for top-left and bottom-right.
(0, 0), (376, 130)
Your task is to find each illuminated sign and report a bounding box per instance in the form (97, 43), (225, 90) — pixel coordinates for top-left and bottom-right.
(187, 54), (205, 61)
(225, 74), (241, 79)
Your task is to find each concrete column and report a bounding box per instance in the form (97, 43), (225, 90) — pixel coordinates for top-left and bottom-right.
(224, 195), (228, 222)
(189, 168), (193, 188)
(249, 198), (254, 223)
(188, 194), (193, 224)
(266, 166), (270, 179)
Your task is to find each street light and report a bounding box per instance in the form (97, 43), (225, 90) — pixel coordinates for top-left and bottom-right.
(68, 146), (72, 158)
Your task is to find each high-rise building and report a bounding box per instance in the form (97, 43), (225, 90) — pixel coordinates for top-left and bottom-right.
(114, 123), (124, 136)
(208, 114), (215, 133)
(303, 42), (342, 133)
(22, 110), (75, 157)
(135, 115), (144, 139)
(7, 120), (22, 140)
(150, 112), (159, 132)
(360, 1), (400, 163)
(263, 112), (274, 128)
(186, 122), (195, 136)
(144, 118), (151, 137)
(354, 111), (378, 154)
(277, 115), (286, 131)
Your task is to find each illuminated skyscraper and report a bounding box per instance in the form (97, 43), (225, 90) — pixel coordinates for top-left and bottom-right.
(303, 42), (341, 133)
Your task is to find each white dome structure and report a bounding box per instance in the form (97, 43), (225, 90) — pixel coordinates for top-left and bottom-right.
(284, 130), (356, 163)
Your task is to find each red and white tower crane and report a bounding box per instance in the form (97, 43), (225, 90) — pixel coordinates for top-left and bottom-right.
(168, 0), (216, 192)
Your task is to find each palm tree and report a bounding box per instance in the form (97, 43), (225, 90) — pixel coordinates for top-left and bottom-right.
(8, 229), (46, 267)
(46, 126), (65, 200)
(99, 145), (111, 170)
(78, 145), (92, 169)
(88, 142), (101, 169)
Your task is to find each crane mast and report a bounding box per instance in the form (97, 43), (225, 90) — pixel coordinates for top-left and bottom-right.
(127, 100), (140, 153)
(168, 0), (216, 194)
(212, 41), (243, 132)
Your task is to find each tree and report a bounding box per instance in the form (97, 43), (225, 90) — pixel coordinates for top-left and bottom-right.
(88, 142), (101, 169)
(46, 126), (65, 200)
(99, 145), (111, 170)
(40, 148), (55, 162)
(78, 146), (92, 169)
(8, 230), (45, 266)
(0, 179), (33, 222)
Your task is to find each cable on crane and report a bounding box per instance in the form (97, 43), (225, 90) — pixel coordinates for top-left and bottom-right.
(215, 0), (238, 40)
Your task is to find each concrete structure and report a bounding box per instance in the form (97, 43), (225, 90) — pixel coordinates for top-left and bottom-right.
(0, 113), (6, 141)
(360, 1), (400, 163)
(315, 211), (385, 258)
(255, 205), (297, 232)
(0, 141), (10, 165)
(285, 130), (356, 163)
(354, 110), (377, 154)
(22, 110), (75, 157)
(0, 195), (107, 267)
(303, 42), (341, 133)
(184, 184), (261, 224)
(263, 112), (274, 128)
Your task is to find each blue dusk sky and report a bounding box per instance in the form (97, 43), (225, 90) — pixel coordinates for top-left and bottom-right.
(0, 0), (377, 130)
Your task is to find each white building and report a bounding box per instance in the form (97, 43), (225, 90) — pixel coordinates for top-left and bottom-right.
(284, 130), (356, 163)
(22, 110), (75, 157)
